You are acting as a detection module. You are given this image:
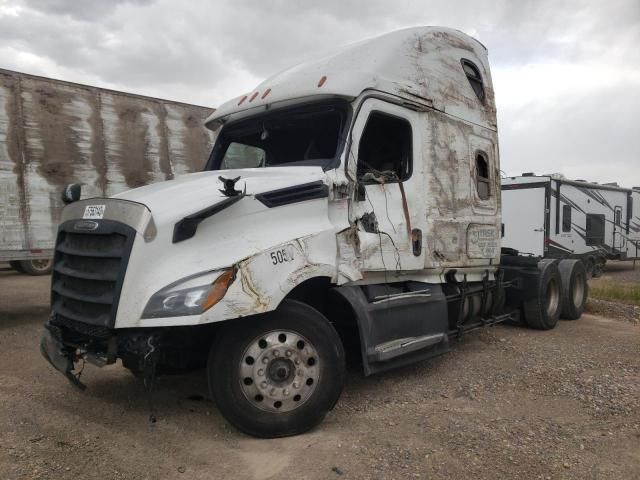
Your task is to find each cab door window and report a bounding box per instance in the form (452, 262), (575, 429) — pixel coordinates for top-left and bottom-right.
(357, 112), (412, 183)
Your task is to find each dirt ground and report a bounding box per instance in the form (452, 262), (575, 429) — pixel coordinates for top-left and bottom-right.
(1, 266), (639, 480)
(599, 260), (640, 284)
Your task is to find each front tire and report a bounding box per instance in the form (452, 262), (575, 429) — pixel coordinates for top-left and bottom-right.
(208, 300), (346, 438)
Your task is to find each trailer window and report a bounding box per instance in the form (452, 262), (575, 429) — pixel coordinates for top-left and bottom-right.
(615, 209), (622, 226)
(475, 152), (490, 200)
(357, 112), (412, 183)
(585, 214), (605, 246)
(562, 205), (572, 232)
(461, 59), (485, 104)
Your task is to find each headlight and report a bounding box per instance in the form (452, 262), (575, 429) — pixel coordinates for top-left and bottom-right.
(142, 269), (235, 318)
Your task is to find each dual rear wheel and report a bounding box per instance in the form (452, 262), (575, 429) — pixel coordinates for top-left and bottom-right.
(523, 259), (588, 330)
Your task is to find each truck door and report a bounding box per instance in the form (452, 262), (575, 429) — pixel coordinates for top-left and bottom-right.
(501, 184), (546, 256)
(347, 99), (425, 272)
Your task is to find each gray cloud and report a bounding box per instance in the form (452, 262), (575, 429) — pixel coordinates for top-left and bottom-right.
(1, 0), (639, 186)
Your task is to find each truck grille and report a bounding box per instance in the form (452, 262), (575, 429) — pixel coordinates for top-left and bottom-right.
(51, 219), (136, 328)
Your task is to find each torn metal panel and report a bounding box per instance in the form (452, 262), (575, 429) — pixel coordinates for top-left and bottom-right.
(0, 68), (215, 260)
(206, 231), (337, 321)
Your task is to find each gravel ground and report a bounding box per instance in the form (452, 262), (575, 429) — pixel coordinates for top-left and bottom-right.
(600, 260), (640, 284)
(1, 268), (639, 480)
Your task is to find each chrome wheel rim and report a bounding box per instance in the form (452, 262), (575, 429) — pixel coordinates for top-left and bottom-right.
(545, 278), (560, 317)
(239, 330), (320, 413)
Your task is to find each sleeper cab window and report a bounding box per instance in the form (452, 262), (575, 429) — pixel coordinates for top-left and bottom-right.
(562, 205), (572, 232)
(357, 111), (412, 184)
(461, 59), (485, 104)
(475, 151), (491, 200)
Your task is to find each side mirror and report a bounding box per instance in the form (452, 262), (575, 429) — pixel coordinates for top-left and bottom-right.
(62, 184), (82, 204)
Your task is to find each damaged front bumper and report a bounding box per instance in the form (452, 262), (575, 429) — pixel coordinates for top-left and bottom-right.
(40, 315), (149, 390)
(40, 323), (90, 390)
(40, 314), (206, 389)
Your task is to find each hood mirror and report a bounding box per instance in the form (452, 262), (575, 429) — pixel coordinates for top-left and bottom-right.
(62, 184), (82, 204)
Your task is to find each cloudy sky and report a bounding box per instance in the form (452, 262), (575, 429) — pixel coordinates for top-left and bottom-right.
(1, 0), (639, 186)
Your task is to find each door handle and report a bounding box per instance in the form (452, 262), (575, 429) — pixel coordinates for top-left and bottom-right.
(533, 228), (544, 232)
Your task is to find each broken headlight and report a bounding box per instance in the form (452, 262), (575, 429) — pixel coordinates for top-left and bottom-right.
(142, 269), (235, 318)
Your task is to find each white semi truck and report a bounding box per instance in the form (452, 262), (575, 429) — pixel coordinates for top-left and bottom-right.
(40, 27), (589, 438)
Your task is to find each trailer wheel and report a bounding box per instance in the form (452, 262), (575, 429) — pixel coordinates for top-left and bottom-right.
(558, 259), (588, 320)
(19, 259), (53, 276)
(592, 257), (605, 278)
(523, 261), (563, 330)
(9, 261), (24, 273)
(208, 299), (345, 438)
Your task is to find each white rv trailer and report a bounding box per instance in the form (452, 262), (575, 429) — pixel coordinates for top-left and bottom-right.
(629, 187), (640, 259)
(501, 174), (634, 274)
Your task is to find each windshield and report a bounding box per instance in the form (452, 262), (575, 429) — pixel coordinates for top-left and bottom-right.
(207, 100), (349, 170)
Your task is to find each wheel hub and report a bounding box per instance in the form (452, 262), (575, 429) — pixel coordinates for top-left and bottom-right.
(239, 330), (320, 413)
(545, 278), (560, 317)
(268, 358), (294, 384)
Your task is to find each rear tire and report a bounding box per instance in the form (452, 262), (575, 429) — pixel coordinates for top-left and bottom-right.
(523, 260), (563, 330)
(19, 258), (53, 276)
(208, 299), (346, 438)
(558, 259), (588, 320)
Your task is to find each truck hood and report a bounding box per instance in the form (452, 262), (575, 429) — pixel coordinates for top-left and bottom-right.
(109, 165), (338, 325)
(114, 166), (328, 225)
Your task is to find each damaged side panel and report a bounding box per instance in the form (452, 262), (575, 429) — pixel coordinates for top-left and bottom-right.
(206, 230), (338, 320)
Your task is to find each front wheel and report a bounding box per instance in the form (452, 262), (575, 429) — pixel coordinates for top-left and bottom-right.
(208, 300), (346, 438)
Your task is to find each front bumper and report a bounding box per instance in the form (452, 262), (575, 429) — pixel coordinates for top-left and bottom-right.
(40, 314), (211, 387)
(40, 323), (87, 390)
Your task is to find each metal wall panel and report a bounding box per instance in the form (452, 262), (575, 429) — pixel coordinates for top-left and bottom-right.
(0, 69), (215, 257)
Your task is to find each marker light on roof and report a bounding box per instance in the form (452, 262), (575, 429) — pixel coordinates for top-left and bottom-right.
(237, 95), (248, 106)
(261, 88), (271, 99)
(317, 75), (327, 87)
(249, 92), (259, 102)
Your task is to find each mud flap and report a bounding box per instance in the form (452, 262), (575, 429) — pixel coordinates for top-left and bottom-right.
(40, 325), (86, 390)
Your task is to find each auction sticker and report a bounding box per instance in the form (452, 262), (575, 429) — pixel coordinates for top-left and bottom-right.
(83, 204), (106, 219)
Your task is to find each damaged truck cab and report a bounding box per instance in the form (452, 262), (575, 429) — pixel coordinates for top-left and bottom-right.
(41, 27), (587, 437)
